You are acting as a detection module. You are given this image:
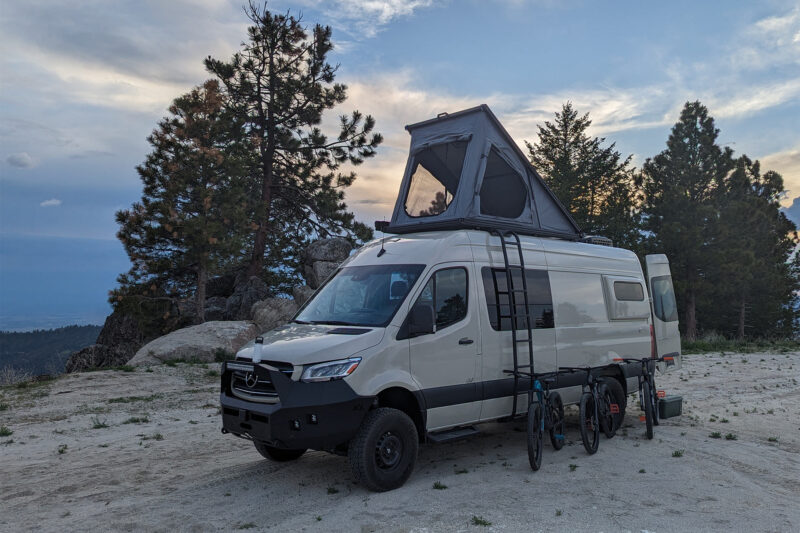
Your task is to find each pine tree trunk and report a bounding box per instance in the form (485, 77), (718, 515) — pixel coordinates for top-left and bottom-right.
(685, 287), (697, 342)
(737, 297), (746, 340)
(196, 264), (207, 323)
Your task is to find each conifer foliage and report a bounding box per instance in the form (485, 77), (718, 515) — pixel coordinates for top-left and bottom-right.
(114, 80), (249, 323)
(204, 2), (383, 279)
(526, 102), (638, 249)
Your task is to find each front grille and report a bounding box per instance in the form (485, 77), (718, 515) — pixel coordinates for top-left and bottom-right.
(230, 361), (293, 403)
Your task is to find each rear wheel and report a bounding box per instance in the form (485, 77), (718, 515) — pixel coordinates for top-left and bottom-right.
(548, 392), (565, 451)
(579, 392), (600, 455)
(527, 403), (544, 471)
(348, 408), (419, 492)
(598, 382), (617, 439)
(642, 381), (654, 439)
(253, 441), (306, 462)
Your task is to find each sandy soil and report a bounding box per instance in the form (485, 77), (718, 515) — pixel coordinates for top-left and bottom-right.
(1, 352), (798, 533)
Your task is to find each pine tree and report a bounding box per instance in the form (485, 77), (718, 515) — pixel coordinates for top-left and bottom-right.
(526, 102), (638, 248)
(640, 101), (734, 341)
(113, 80), (249, 323)
(204, 2), (383, 280)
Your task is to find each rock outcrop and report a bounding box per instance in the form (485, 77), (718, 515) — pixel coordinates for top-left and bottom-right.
(128, 321), (260, 366)
(65, 344), (131, 373)
(292, 285), (315, 307)
(225, 276), (270, 320)
(302, 237), (352, 288)
(251, 298), (298, 332)
(65, 309), (150, 373)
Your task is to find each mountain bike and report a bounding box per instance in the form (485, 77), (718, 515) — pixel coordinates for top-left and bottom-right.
(525, 371), (566, 471)
(613, 356), (673, 439)
(559, 366), (616, 454)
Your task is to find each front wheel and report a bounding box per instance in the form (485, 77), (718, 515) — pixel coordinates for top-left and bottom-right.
(253, 441), (306, 462)
(651, 378), (661, 426)
(598, 382), (617, 439)
(348, 408), (419, 492)
(579, 392), (600, 455)
(642, 381), (654, 439)
(527, 403), (544, 471)
(548, 392), (565, 451)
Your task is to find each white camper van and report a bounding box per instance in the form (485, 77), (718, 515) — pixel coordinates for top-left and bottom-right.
(219, 106), (681, 492)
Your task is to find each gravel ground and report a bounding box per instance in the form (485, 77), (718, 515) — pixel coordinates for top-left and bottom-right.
(1, 351), (798, 532)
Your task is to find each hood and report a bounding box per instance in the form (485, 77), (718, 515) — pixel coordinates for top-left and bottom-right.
(235, 323), (386, 366)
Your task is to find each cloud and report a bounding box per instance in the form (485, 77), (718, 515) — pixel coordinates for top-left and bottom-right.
(761, 145), (800, 205)
(6, 152), (34, 168)
(294, 0), (436, 38)
(40, 198), (62, 207)
(781, 196), (800, 226)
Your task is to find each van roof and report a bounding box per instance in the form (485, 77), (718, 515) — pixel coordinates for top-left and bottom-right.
(347, 230), (643, 276)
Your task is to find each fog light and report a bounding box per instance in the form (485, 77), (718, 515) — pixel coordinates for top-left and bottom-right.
(308, 414), (318, 425)
(291, 419), (301, 431)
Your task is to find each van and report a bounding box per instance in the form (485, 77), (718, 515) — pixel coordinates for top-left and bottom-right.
(219, 230), (681, 491)
(219, 105), (681, 491)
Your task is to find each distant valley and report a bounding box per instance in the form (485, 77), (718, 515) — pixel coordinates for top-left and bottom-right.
(0, 325), (102, 376)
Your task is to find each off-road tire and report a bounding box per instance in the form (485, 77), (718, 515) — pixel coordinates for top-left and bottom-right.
(598, 376), (626, 435)
(579, 392), (600, 455)
(253, 441), (306, 462)
(548, 392), (565, 451)
(527, 403), (544, 471)
(642, 381), (654, 439)
(348, 408), (418, 492)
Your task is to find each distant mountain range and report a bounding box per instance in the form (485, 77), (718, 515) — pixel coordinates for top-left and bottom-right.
(0, 325), (102, 376)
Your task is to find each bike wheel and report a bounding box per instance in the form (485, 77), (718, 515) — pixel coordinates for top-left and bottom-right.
(642, 381), (654, 440)
(548, 392), (565, 451)
(527, 403), (544, 471)
(579, 392), (600, 455)
(651, 378), (661, 426)
(598, 382), (617, 439)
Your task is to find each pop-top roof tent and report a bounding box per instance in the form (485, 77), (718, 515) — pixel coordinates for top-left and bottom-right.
(386, 104), (582, 240)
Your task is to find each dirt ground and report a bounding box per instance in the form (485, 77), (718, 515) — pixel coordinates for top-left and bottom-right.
(1, 351), (798, 533)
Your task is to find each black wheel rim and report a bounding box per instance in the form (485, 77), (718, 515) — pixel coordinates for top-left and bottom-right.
(375, 431), (403, 470)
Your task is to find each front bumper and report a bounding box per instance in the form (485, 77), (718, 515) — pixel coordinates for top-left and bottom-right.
(219, 361), (373, 451)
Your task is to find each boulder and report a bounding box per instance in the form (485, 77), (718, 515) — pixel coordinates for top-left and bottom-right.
(96, 309), (147, 360)
(225, 276), (270, 320)
(303, 237), (352, 264)
(292, 285), (315, 306)
(252, 298), (298, 332)
(204, 296), (228, 321)
(65, 345), (130, 373)
(128, 321), (260, 366)
(206, 271), (239, 298)
(305, 261), (339, 289)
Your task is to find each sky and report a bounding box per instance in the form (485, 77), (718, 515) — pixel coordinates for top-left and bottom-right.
(1, 0), (799, 330)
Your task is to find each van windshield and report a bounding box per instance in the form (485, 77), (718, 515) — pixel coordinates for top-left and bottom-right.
(295, 264), (426, 327)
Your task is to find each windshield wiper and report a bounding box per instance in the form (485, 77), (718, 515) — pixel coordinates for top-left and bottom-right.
(308, 320), (362, 326)
(292, 319), (311, 324)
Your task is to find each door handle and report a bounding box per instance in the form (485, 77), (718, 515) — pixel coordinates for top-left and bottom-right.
(459, 337), (474, 345)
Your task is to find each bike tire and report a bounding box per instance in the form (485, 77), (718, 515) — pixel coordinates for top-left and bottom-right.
(651, 377), (661, 426)
(527, 402), (544, 471)
(548, 392), (565, 451)
(598, 382), (617, 439)
(642, 380), (654, 439)
(579, 392), (600, 455)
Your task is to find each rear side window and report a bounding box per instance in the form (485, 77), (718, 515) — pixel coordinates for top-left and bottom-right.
(652, 275), (678, 322)
(481, 267), (554, 330)
(614, 281), (644, 301)
(415, 268), (469, 329)
(405, 141), (468, 217)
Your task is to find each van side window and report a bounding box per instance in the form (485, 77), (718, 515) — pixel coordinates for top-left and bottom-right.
(481, 267), (554, 330)
(652, 275), (679, 322)
(613, 281), (644, 301)
(415, 268), (469, 329)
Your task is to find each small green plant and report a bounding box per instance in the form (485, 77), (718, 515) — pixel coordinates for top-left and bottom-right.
(672, 449), (684, 457)
(206, 370), (219, 378)
(767, 409), (774, 414)
(455, 468), (468, 474)
(235, 523), (256, 530)
(569, 464), (578, 472)
(151, 433), (164, 441)
(0, 426), (12, 437)
(1, 439), (13, 445)
(768, 436), (778, 442)
(733, 411), (739, 416)
(214, 349), (233, 362)
(188, 420), (198, 425)
(114, 365), (135, 372)
(720, 418), (729, 423)
(316, 516), (322, 521)
(0, 402), (8, 411)
(709, 432), (722, 439)
(108, 394), (162, 404)
(224, 492), (231, 497)
(91, 416), (109, 429)
(433, 481), (447, 490)
(555, 509), (562, 516)
(639, 468), (646, 473)
(122, 416), (150, 425)
(164, 360), (177, 368)
(725, 433), (737, 440)
(326, 486), (339, 494)
(57, 444), (68, 454)
(471, 516), (491, 526)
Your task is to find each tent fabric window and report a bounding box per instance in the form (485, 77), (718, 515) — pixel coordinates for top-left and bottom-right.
(479, 147), (527, 218)
(404, 141), (468, 218)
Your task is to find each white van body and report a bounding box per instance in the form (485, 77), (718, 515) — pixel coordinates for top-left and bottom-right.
(225, 230), (680, 437)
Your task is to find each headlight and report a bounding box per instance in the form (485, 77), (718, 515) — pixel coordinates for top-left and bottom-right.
(301, 357), (361, 383)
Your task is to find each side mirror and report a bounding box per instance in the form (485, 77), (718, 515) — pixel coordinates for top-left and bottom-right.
(408, 303), (436, 337)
